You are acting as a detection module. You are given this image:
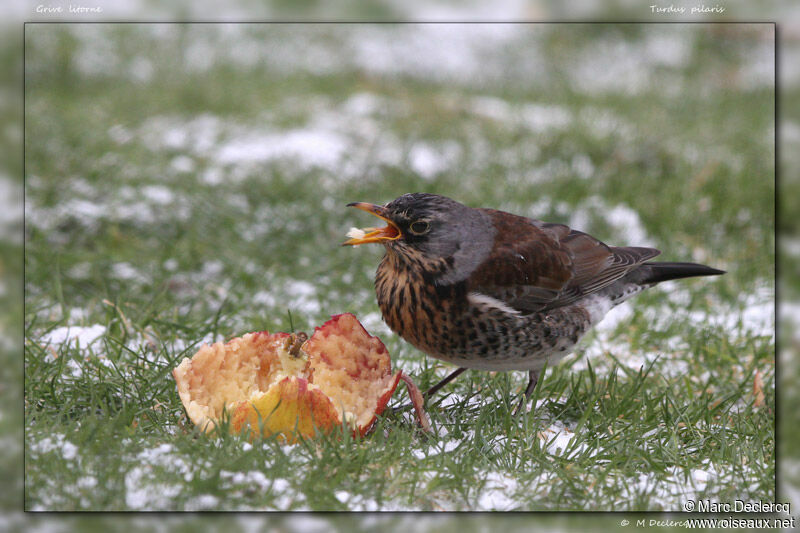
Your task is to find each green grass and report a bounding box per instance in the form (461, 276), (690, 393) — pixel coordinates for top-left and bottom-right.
(24, 23), (774, 511)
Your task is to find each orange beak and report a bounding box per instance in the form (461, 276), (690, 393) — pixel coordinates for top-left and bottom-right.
(343, 203), (402, 246)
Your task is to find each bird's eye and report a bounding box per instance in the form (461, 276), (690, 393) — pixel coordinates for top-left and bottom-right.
(409, 220), (430, 235)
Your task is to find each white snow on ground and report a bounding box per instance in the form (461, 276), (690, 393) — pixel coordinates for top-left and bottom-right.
(27, 408), (764, 511)
(615, 460), (724, 509)
(29, 283), (768, 510)
(465, 96), (573, 134)
(111, 262), (146, 282)
(684, 284), (774, 340)
(434, 392), (484, 411)
(358, 311), (394, 339)
(263, 479), (304, 510)
(603, 204), (653, 247)
(475, 472), (519, 511)
(248, 278), (324, 319)
(222, 469), (271, 493)
(28, 433), (78, 462)
(125, 102), (408, 187)
(55, 24), (773, 93)
(140, 184), (175, 205)
(124, 443), (191, 510)
(402, 412), (751, 510)
(568, 195), (657, 248)
(282, 280), (322, 315)
(521, 103), (573, 134)
(184, 494), (220, 511)
(537, 419), (590, 458)
(347, 24), (529, 87)
(40, 325), (106, 351)
(334, 490), (380, 511)
(26, 185), (192, 235)
(411, 439), (460, 460)
(121, 441), (317, 510)
(33, 320), (227, 379)
(125, 466), (182, 510)
(573, 283), (774, 377)
(22, 29), (770, 309)
(342, 92), (384, 116)
(408, 141), (461, 180)
(215, 129), (349, 169)
(137, 113), (221, 153)
(24, 92), (747, 249)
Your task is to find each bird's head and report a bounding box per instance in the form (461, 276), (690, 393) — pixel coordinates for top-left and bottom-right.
(343, 193), (476, 260)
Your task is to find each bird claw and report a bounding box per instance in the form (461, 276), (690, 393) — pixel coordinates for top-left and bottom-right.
(400, 372), (432, 433)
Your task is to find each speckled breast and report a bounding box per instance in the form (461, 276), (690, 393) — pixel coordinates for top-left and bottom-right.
(374, 256), (594, 372)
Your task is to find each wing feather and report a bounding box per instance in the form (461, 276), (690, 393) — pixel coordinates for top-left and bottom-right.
(467, 210), (660, 313)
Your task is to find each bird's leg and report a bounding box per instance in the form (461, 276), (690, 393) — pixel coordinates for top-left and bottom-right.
(424, 367), (467, 399)
(387, 366), (467, 416)
(512, 370), (540, 417)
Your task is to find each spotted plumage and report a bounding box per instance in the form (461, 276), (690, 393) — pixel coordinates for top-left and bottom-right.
(345, 193), (724, 414)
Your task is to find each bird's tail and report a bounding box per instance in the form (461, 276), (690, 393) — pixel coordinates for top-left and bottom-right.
(634, 262), (726, 285)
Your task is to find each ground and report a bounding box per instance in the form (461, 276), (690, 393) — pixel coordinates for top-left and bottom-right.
(22, 23), (775, 512)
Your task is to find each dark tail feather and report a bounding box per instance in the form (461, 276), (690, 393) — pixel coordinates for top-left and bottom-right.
(636, 262), (726, 285)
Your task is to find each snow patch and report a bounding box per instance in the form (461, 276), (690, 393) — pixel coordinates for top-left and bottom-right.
(476, 472), (519, 511)
(536, 418), (595, 459)
(185, 494), (220, 511)
(466, 96), (572, 134)
(605, 204), (652, 247)
(617, 461), (723, 508)
(125, 466), (182, 510)
(215, 129), (348, 170)
(343, 92), (385, 116)
(682, 284), (774, 340)
(141, 185), (175, 204)
(283, 280), (321, 315)
(28, 433), (80, 463)
(224, 470), (272, 492)
(408, 141), (461, 179)
(569, 196), (655, 248)
(41, 324), (106, 351)
(124, 443), (193, 510)
(412, 438), (461, 460)
(111, 262), (146, 282)
(572, 284), (773, 378)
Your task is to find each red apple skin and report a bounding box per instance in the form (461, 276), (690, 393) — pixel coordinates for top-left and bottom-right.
(304, 313), (401, 437)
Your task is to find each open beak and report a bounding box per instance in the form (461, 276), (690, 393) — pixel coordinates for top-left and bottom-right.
(343, 202), (402, 246)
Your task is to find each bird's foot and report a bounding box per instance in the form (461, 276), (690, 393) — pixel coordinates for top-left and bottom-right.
(386, 366), (467, 419)
(512, 369), (540, 417)
(399, 372), (431, 433)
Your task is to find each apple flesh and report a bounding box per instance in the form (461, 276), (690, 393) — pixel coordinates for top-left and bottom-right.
(173, 313), (429, 442)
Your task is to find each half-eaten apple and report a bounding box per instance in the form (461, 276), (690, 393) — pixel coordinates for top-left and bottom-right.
(173, 313), (429, 442)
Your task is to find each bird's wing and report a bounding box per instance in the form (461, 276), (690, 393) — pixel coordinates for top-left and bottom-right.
(467, 210), (661, 313)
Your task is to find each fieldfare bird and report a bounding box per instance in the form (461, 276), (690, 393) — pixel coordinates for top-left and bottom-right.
(344, 193), (724, 415)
